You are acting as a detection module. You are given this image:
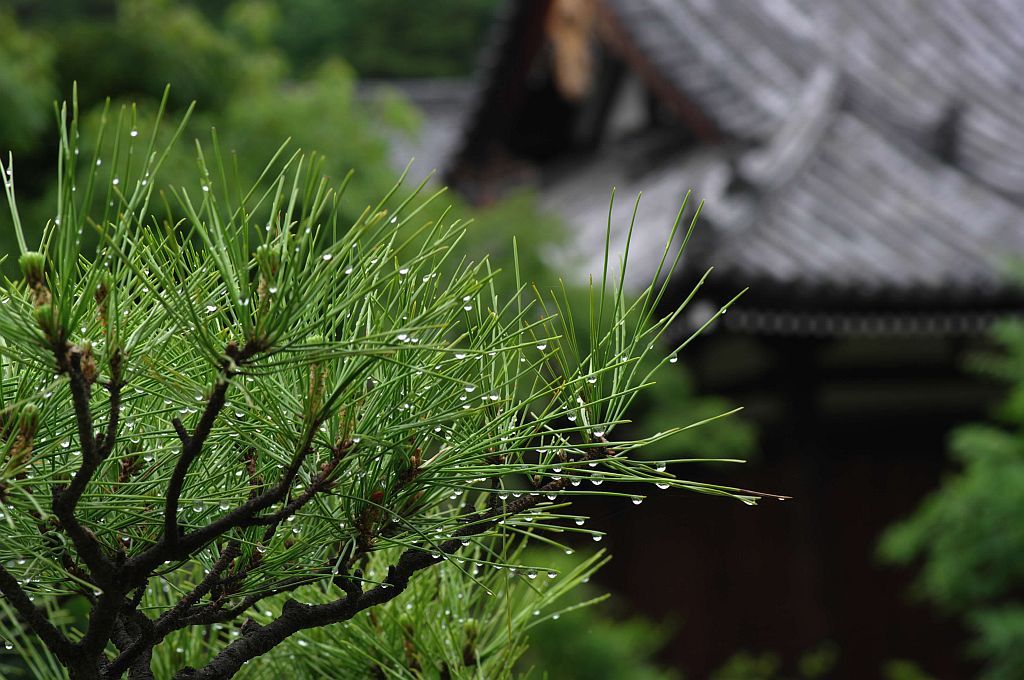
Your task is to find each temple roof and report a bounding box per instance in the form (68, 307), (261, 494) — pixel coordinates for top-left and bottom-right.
(446, 0), (1024, 334)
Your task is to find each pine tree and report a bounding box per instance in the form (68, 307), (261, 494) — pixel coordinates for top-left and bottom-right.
(0, 92), (767, 679)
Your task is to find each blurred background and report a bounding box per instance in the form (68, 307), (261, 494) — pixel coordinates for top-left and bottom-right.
(3, 1), (1024, 678)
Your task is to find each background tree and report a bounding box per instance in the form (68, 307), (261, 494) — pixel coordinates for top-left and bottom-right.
(880, 319), (1024, 680)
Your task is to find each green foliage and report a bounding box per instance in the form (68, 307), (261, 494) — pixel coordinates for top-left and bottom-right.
(217, 0), (501, 77)
(0, 11), (57, 156)
(510, 548), (678, 680)
(632, 359), (756, 460)
(710, 643), (838, 680)
(712, 651), (782, 680)
(881, 659), (938, 680)
(230, 550), (613, 679)
(17, 0), (499, 79)
(0, 1), (407, 257)
(879, 320), (1024, 680)
(524, 611), (676, 680)
(0, 97), (761, 679)
(50, 0), (282, 113)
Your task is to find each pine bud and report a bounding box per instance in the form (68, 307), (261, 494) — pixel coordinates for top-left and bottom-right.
(33, 303), (59, 339)
(77, 342), (98, 384)
(305, 334), (327, 409)
(255, 244), (280, 303)
(94, 273), (112, 326)
(20, 252), (51, 307)
(19, 252), (45, 286)
(255, 244), (280, 277)
(19, 404), (39, 435)
(9, 404), (39, 468)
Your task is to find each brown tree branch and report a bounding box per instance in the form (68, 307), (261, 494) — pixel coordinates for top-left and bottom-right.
(162, 376), (232, 552)
(173, 475), (571, 680)
(105, 543), (240, 678)
(51, 347), (119, 584)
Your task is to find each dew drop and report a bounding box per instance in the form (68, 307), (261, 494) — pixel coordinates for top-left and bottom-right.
(321, 253), (333, 262)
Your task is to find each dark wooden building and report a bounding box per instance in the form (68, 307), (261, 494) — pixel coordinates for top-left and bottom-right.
(442, 1), (1024, 677)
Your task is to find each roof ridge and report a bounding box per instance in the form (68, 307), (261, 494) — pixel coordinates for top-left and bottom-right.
(738, 66), (842, 192)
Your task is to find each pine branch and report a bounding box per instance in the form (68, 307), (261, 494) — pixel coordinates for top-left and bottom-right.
(105, 543), (241, 678)
(0, 96), (763, 680)
(162, 375), (232, 552)
(51, 346), (118, 584)
(174, 473), (574, 680)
